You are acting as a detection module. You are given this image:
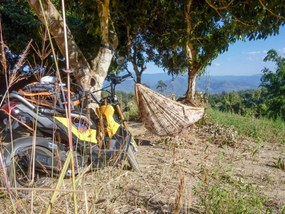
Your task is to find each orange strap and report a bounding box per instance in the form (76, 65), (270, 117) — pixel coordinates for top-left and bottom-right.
(25, 98), (52, 107)
(25, 97), (80, 108)
(21, 91), (53, 97)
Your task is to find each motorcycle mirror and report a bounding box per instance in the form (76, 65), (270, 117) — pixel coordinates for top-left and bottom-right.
(116, 57), (125, 66)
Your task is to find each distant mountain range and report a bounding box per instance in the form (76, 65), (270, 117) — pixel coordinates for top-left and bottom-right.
(112, 73), (263, 95)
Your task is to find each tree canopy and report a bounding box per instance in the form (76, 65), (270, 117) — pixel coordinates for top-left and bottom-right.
(144, 0), (285, 101)
(0, 0), (41, 51)
(1, 0), (285, 102)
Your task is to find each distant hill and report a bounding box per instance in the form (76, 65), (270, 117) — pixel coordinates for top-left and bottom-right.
(111, 73), (262, 95)
(197, 74), (262, 94)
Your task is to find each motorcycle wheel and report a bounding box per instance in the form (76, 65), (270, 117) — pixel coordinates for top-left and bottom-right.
(4, 146), (54, 193)
(126, 144), (139, 171)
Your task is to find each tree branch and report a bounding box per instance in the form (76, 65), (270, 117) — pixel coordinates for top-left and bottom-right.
(205, 0), (234, 10)
(258, 0), (285, 20)
(206, 0), (253, 27)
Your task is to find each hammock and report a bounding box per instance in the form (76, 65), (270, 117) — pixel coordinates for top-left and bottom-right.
(135, 83), (204, 136)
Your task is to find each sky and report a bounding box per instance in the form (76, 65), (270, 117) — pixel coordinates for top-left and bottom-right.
(144, 26), (285, 76)
(208, 26), (285, 76)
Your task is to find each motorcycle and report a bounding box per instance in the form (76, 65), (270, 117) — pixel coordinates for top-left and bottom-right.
(0, 72), (139, 189)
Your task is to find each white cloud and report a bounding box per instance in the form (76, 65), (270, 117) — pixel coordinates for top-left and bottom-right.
(247, 51), (261, 55)
(247, 55), (265, 61)
(246, 50), (267, 55)
(248, 48), (285, 56)
(213, 62), (220, 67)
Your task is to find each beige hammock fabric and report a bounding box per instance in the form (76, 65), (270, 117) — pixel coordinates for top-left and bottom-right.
(135, 83), (205, 136)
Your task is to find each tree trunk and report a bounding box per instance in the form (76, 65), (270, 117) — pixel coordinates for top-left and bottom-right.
(184, 40), (199, 102)
(130, 60), (145, 84)
(90, 47), (114, 97)
(185, 69), (198, 101)
(126, 26), (146, 84)
(27, 0), (91, 90)
(90, 0), (117, 97)
(27, 0), (117, 95)
(136, 73), (142, 83)
(184, 0), (198, 102)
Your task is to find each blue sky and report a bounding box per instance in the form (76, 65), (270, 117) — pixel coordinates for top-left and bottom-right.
(144, 26), (285, 76)
(208, 26), (285, 76)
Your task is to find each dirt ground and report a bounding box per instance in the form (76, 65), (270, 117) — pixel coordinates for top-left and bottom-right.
(126, 122), (285, 213)
(1, 122), (285, 213)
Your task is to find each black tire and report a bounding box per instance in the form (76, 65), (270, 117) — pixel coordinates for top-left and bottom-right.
(126, 144), (139, 171)
(5, 145), (54, 193)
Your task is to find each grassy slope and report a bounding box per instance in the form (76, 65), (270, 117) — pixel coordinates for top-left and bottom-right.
(205, 108), (285, 144)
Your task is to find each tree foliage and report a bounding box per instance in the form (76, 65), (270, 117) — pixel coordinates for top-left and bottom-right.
(0, 0), (41, 51)
(209, 89), (266, 117)
(110, 0), (159, 83)
(261, 49), (285, 120)
(1, 0), (285, 100)
(145, 0), (285, 101)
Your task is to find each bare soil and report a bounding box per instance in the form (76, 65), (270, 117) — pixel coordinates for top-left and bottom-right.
(1, 122), (285, 213)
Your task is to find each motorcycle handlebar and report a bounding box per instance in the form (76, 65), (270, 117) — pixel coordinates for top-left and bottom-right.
(109, 73), (132, 85)
(9, 92), (35, 110)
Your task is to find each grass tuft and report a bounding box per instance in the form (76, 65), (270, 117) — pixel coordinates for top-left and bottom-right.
(194, 165), (277, 213)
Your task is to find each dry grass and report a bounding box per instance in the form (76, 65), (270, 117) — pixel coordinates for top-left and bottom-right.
(174, 175), (185, 214)
(0, 128), (192, 213)
(1, 120), (285, 213)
